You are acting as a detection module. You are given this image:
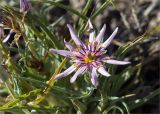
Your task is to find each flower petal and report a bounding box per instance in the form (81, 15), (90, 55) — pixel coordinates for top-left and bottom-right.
(20, 0), (30, 13)
(106, 59), (131, 65)
(88, 19), (95, 42)
(73, 51), (84, 58)
(91, 67), (98, 87)
(64, 39), (75, 51)
(70, 66), (86, 83)
(95, 24), (106, 44)
(97, 66), (110, 77)
(49, 48), (73, 57)
(55, 65), (76, 80)
(67, 24), (83, 46)
(102, 27), (118, 48)
(70, 60), (84, 64)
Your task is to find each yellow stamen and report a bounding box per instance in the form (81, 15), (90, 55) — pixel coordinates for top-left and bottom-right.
(84, 52), (96, 63)
(90, 52), (95, 57)
(84, 56), (92, 63)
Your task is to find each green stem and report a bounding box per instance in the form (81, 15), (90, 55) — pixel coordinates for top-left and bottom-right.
(81, 0), (93, 15)
(91, 0), (111, 20)
(29, 58), (67, 105)
(33, 0), (88, 20)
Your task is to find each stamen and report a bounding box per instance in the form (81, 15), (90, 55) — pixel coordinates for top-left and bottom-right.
(83, 51), (96, 63)
(84, 56), (94, 63)
(90, 52), (95, 57)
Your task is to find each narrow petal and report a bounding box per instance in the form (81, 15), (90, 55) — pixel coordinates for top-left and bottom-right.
(20, 0), (30, 13)
(91, 67), (98, 87)
(49, 48), (73, 57)
(106, 59), (131, 65)
(88, 19), (95, 42)
(95, 24), (106, 44)
(89, 44), (96, 52)
(70, 66), (86, 83)
(64, 39), (75, 51)
(102, 27), (118, 48)
(55, 65), (76, 80)
(97, 66), (110, 77)
(70, 60), (84, 64)
(67, 24), (83, 46)
(73, 52), (84, 58)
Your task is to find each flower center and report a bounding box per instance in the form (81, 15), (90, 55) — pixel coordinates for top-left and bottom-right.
(83, 52), (95, 63)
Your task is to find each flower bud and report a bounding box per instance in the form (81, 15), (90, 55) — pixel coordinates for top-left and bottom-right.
(20, 0), (30, 13)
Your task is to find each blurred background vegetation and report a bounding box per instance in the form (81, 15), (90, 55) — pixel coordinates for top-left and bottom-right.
(0, 0), (159, 114)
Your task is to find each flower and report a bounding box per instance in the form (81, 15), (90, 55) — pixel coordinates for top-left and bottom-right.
(20, 0), (30, 13)
(49, 20), (130, 87)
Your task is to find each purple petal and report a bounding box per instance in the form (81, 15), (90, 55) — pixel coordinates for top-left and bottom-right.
(91, 61), (100, 67)
(20, 0), (30, 13)
(91, 67), (98, 87)
(79, 48), (86, 55)
(88, 19), (95, 42)
(95, 24), (106, 44)
(55, 65), (76, 80)
(70, 60), (84, 64)
(70, 66), (86, 83)
(106, 59), (131, 65)
(64, 39), (75, 51)
(102, 27), (118, 48)
(67, 24), (83, 46)
(91, 43), (98, 52)
(73, 51), (84, 58)
(97, 66), (110, 77)
(49, 48), (73, 57)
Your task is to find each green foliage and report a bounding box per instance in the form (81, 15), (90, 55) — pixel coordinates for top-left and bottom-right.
(0, 0), (159, 114)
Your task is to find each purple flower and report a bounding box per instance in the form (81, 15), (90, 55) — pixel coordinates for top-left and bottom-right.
(20, 0), (30, 13)
(50, 20), (130, 87)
